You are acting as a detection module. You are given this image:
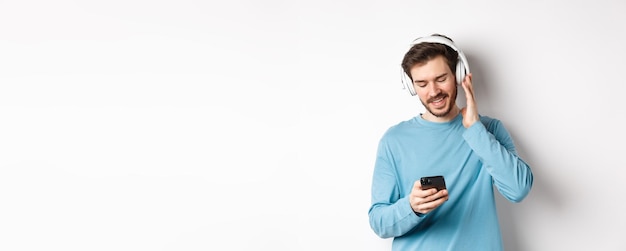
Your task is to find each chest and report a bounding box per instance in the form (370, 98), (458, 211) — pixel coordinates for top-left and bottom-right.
(390, 128), (483, 195)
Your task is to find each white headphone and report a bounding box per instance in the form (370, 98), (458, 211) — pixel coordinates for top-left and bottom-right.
(400, 35), (471, 96)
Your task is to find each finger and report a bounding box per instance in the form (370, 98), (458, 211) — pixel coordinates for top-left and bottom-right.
(424, 189), (447, 200)
(464, 73), (473, 87)
(413, 180), (422, 190)
(432, 189), (448, 200)
(462, 75), (474, 99)
(414, 189), (446, 204)
(411, 187), (437, 201)
(412, 187), (438, 200)
(415, 195), (449, 212)
(412, 190), (449, 214)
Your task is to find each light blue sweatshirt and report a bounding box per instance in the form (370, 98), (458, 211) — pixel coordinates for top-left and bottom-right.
(368, 114), (533, 250)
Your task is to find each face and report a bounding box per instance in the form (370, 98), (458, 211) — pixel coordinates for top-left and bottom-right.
(409, 55), (459, 122)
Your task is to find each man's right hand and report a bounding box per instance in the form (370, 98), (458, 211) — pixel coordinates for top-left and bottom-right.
(409, 180), (449, 215)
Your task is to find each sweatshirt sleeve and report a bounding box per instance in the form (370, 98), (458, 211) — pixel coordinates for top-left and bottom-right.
(463, 118), (534, 202)
(368, 139), (422, 238)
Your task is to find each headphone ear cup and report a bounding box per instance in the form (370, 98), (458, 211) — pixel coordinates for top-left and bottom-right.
(456, 60), (466, 86)
(401, 69), (417, 96)
(405, 76), (417, 96)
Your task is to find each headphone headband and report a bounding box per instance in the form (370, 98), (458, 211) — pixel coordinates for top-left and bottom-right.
(401, 35), (471, 96)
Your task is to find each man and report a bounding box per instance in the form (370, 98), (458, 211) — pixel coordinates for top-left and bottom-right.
(368, 34), (533, 250)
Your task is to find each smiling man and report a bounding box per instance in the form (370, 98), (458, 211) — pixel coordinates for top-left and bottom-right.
(411, 55), (459, 121)
(368, 34), (534, 250)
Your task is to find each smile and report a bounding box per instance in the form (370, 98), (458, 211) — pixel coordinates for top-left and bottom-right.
(429, 95), (447, 106)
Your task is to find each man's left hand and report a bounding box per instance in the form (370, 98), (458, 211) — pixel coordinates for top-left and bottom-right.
(460, 73), (479, 128)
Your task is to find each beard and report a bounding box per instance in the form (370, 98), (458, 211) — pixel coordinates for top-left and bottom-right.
(420, 86), (458, 118)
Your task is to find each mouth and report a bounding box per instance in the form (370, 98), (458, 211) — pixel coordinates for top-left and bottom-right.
(429, 95), (447, 108)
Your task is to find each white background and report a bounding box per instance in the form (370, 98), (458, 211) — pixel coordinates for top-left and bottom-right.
(1, 0), (625, 250)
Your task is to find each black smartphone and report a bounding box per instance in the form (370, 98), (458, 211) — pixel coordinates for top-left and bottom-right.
(420, 176), (447, 191)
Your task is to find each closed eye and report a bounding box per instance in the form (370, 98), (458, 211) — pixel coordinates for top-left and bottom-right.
(415, 81), (427, 88)
(436, 75), (447, 83)
(414, 73), (448, 88)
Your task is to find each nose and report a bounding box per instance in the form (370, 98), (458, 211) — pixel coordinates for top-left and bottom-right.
(426, 82), (441, 97)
